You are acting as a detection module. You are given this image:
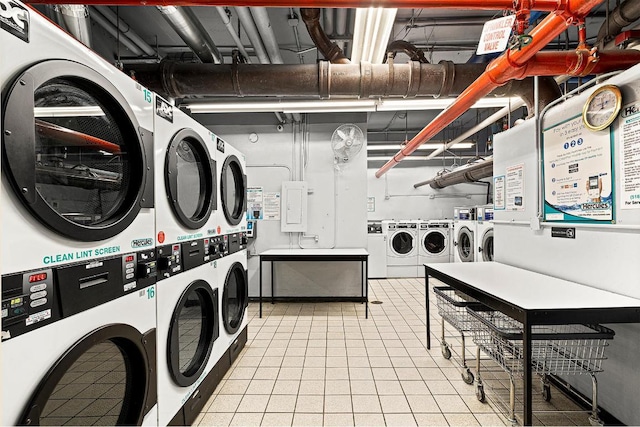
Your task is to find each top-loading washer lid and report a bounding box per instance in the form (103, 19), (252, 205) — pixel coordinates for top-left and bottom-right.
(423, 230), (446, 254)
(391, 231), (414, 255)
(2, 60), (152, 241)
(165, 129), (216, 230)
(220, 155), (246, 226)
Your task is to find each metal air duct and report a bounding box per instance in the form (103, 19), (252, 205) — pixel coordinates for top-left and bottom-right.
(57, 5), (92, 47)
(94, 6), (156, 56)
(157, 6), (222, 63)
(250, 7), (284, 63)
(414, 157), (494, 189)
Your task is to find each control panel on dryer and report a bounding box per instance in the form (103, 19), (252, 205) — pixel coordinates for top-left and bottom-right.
(227, 232), (247, 254)
(157, 244), (183, 279)
(208, 235), (228, 260)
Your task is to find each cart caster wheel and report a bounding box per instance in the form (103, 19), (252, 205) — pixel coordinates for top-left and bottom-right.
(476, 385), (485, 402)
(542, 384), (551, 402)
(441, 345), (452, 360)
(588, 415), (604, 426)
(462, 369), (474, 385)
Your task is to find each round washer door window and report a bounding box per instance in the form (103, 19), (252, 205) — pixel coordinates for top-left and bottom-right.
(220, 155), (246, 226)
(481, 229), (494, 262)
(165, 129), (215, 230)
(423, 231), (446, 255)
(223, 262), (248, 334)
(457, 228), (474, 262)
(20, 325), (155, 426)
(168, 280), (219, 387)
(2, 60), (148, 241)
(391, 231), (414, 255)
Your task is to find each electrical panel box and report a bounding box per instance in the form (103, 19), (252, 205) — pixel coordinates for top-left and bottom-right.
(281, 181), (308, 233)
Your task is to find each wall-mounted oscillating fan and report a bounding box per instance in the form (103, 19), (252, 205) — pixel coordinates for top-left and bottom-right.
(331, 124), (364, 163)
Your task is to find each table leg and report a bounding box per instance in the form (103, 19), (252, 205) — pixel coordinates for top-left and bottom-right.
(523, 315), (532, 425)
(259, 257), (263, 318)
(364, 259), (368, 319)
(271, 260), (275, 305)
(425, 268), (430, 350)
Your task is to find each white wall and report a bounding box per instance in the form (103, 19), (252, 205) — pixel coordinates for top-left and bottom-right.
(367, 167), (490, 221)
(493, 65), (640, 425)
(204, 114), (368, 298)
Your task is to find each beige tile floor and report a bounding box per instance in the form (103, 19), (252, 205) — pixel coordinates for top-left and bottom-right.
(194, 278), (592, 426)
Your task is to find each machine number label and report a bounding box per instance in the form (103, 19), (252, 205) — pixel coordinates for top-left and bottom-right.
(146, 286), (155, 299)
(143, 89), (152, 104)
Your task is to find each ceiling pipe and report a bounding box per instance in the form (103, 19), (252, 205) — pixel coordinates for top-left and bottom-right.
(335, 8), (348, 52)
(596, 0), (640, 49)
(250, 7), (284, 64)
(57, 5), (92, 47)
(93, 6), (156, 56)
(25, 0), (568, 10)
(375, 0), (611, 178)
(157, 6), (222, 63)
(415, 157), (494, 189)
(301, 9), (350, 64)
(129, 61), (561, 113)
(323, 9), (334, 35)
(235, 7), (269, 63)
(91, 8), (144, 55)
(385, 40), (429, 63)
(216, 7), (252, 63)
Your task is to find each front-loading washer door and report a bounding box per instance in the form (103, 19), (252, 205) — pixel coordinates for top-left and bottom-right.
(220, 155), (246, 226)
(423, 230), (447, 255)
(2, 60), (153, 241)
(165, 129), (216, 230)
(168, 280), (219, 387)
(20, 324), (156, 426)
(481, 229), (494, 261)
(390, 231), (414, 256)
(457, 227), (475, 262)
(222, 262), (248, 334)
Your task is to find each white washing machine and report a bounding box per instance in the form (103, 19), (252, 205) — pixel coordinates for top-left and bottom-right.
(475, 205), (494, 262)
(418, 220), (452, 277)
(453, 207), (476, 263)
(367, 221), (387, 278)
(216, 137), (248, 236)
(2, 253), (158, 426)
(216, 248), (249, 367)
(384, 220), (418, 278)
(1, 1), (155, 278)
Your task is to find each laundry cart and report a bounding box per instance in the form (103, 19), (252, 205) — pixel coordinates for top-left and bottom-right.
(467, 306), (615, 426)
(433, 286), (483, 385)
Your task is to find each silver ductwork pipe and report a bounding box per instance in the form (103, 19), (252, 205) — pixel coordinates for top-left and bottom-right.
(91, 9), (143, 55)
(323, 8), (334, 35)
(216, 7), (252, 63)
(414, 158), (494, 189)
(235, 7), (270, 64)
(157, 6), (222, 64)
(250, 7), (284, 64)
(335, 8), (348, 51)
(93, 6), (156, 56)
(596, 0), (640, 49)
(57, 5), (92, 47)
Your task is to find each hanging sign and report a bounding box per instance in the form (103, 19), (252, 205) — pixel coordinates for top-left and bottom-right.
(619, 102), (640, 209)
(476, 15), (515, 55)
(542, 116), (614, 222)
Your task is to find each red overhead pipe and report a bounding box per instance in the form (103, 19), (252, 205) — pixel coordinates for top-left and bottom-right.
(26, 0), (565, 10)
(375, 0), (606, 178)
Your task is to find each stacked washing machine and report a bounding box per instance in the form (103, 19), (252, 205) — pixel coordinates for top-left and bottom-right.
(453, 207), (476, 262)
(475, 205), (494, 262)
(1, 5), (157, 425)
(383, 220), (419, 277)
(153, 96), (230, 425)
(214, 137), (250, 369)
(417, 220), (453, 276)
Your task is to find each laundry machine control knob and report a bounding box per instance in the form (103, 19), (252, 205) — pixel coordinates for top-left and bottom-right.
(157, 255), (172, 270)
(241, 235), (248, 245)
(137, 261), (157, 279)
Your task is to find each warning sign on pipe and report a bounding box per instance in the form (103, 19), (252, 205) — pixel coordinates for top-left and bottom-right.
(476, 15), (515, 55)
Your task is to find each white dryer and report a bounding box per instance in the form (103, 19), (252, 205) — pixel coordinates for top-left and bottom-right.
(1, 1), (155, 278)
(2, 254), (158, 426)
(215, 137), (248, 236)
(418, 220), (452, 277)
(475, 205), (494, 262)
(216, 248), (249, 368)
(384, 220), (418, 278)
(453, 207), (476, 263)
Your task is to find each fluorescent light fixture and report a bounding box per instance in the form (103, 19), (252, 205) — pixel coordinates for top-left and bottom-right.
(367, 155), (478, 161)
(34, 106), (105, 117)
(185, 99), (377, 113)
(367, 142), (475, 150)
(377, 97), (517, 111)
(352, 8), (398, 64)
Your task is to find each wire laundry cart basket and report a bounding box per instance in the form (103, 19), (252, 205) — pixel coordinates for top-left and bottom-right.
(466, 306), (615, 426)
(433, 286), (484, 384)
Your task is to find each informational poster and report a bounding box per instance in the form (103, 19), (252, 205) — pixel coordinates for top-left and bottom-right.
(505, 163), (525, 211)
(263, 192), (281, 221)
(493, 175), (506, 210)
(542, 116), (613, 222)
(367, 197), (375, 212)
(247, 187), (263, 220)
(620, 102), (640, 209)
